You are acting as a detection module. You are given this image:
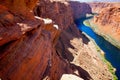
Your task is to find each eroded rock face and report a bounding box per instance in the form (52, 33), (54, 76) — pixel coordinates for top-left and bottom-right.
(0, 0), (74, 80)
(0, 0), (63, 80)
(0, 15), (61, 80)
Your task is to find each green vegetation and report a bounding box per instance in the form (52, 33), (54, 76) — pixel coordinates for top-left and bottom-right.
(101, 55), (118, 80)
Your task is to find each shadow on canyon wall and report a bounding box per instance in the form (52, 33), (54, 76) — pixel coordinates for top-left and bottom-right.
(70, 63), (93, 80)
(56, 24), (92, 79)
(56, 26), (90, 62)
(69, 1), (92, 19)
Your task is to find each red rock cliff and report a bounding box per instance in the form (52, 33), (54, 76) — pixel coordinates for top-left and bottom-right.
(0, 0), (79, 80)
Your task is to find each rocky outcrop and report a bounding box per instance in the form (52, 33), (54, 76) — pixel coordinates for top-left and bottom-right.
(0, 7), (62, 80)
(0, 0), (113, 80)
(0, 19), (58, 80)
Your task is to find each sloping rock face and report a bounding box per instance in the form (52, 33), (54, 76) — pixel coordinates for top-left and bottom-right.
(91, 7), (120, 48)
(0, 0), (113, 80)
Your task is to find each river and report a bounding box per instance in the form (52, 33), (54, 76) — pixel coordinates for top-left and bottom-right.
(75, 17), (120, 79)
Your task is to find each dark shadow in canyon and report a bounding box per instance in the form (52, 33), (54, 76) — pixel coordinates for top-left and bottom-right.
(68, 1), (93, 45)
(70, 63), (93, 80)
(55, 25), (92, 79)
(56, 26), (91, 62)
(80, 31), (90, 44)
(69, 1), (92, 19)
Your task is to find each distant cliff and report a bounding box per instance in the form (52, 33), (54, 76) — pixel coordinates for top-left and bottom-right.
(90, 5), (120, 48)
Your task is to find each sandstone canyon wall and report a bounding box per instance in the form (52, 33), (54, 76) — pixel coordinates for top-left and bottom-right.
(0, 0), (114, 80)
(90, 4), (120, 49)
